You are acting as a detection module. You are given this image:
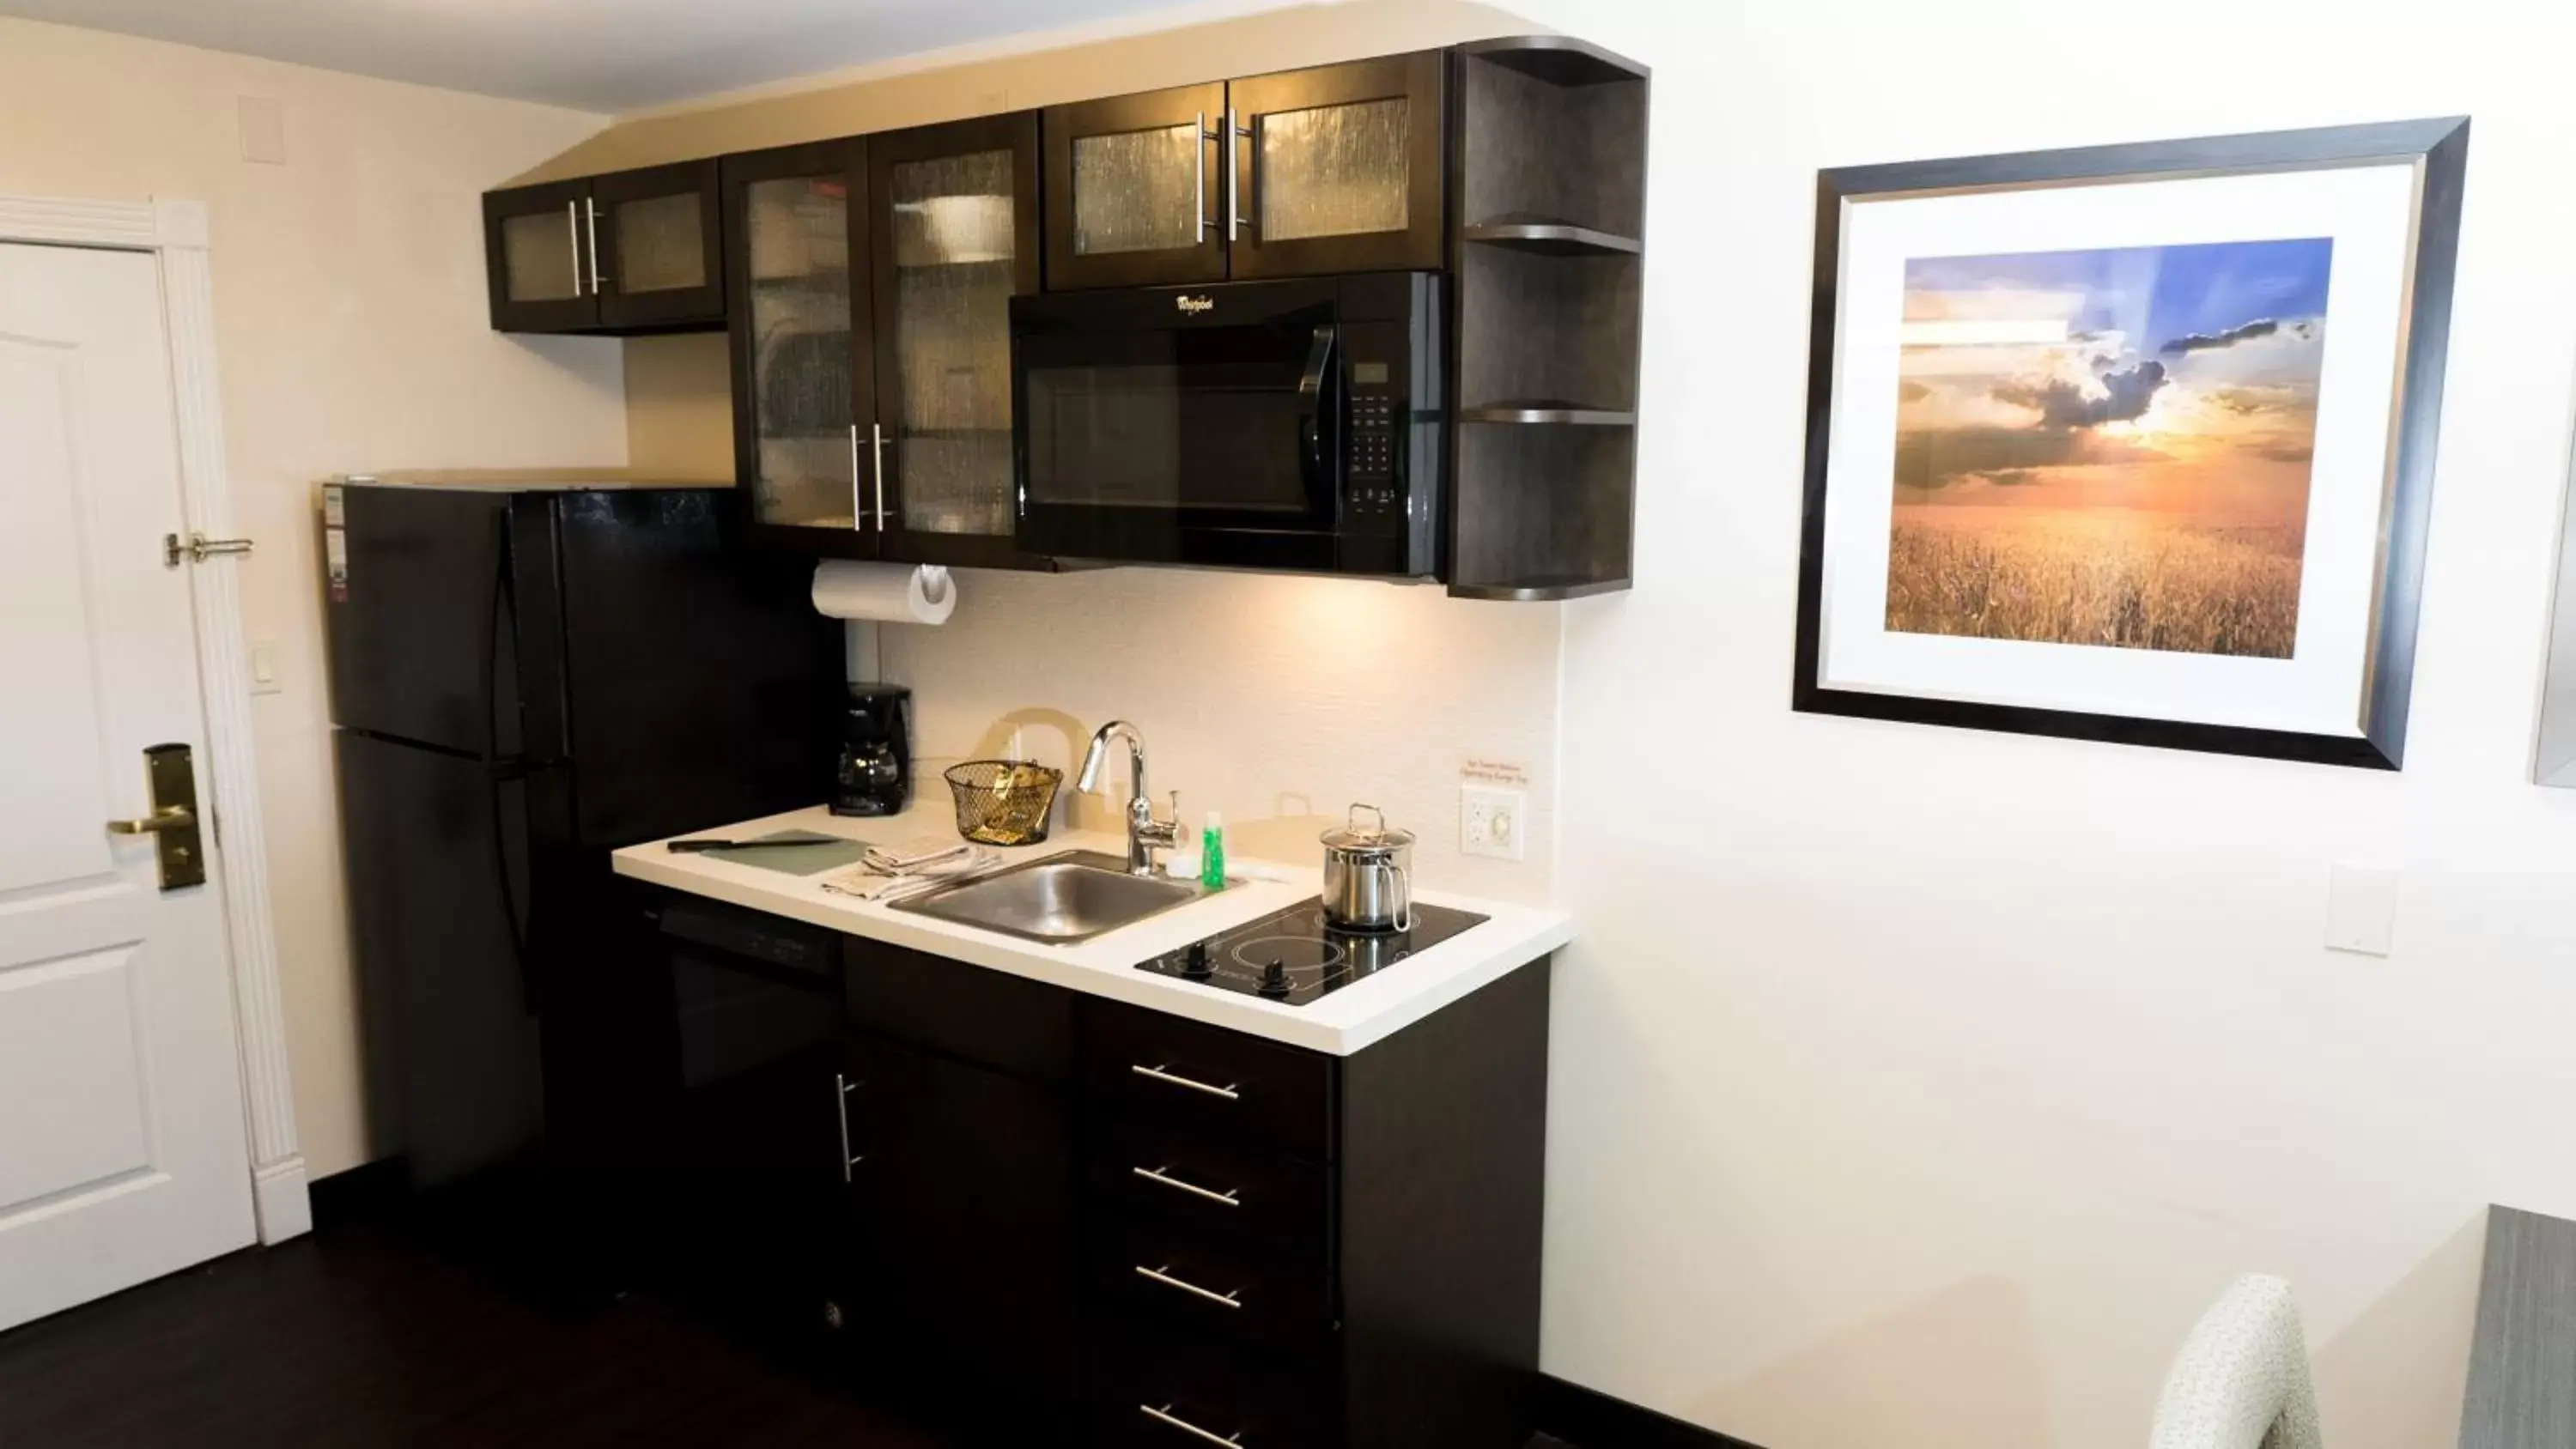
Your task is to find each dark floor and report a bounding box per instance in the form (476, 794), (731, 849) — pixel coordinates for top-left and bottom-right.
(0, 1209), (1580, 1448)
(0, 1216), (947, 1449)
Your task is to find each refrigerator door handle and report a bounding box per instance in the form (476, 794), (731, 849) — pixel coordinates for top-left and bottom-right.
(489, 770), (536, 1014)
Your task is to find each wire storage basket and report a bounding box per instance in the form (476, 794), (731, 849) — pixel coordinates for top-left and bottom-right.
(943, 761), (1062, 846)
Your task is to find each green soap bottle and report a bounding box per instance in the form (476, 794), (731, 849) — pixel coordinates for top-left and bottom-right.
(1200, 810), (1227, 889)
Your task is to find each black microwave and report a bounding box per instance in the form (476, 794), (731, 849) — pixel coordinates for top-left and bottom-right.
(1010, 272), (1443, 578)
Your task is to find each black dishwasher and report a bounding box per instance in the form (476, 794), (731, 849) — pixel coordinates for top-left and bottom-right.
(654, 896), (848, 1341)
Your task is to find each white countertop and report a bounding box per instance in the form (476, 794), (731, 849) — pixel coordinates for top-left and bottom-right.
(611, 803), (1571, 1056)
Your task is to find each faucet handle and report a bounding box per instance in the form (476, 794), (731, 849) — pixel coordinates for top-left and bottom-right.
(1165, 789), (1180, 823)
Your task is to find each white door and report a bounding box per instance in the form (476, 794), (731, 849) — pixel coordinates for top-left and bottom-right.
(0, 241), (256, 1331)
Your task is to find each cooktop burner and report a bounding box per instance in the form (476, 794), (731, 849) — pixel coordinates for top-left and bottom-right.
(1134, 897), (1488, 1007)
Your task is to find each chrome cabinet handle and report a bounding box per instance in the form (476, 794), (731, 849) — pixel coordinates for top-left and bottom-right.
(848, 424), (863, 530)
(1226, 107), (1249, 239)
(584, 196), (605, 294)
(835, 1071), (862, 1179)
(1133, 1165), (1240, 1208)
(1141, 1403), (1244, 1446)
(566, 201), (583, 294)
(870, 422), (887, 529)
(1194, 111), (1210, 243)
(1131, 1063), (1238, 1100)
(1135, 1264), (1241, 1309)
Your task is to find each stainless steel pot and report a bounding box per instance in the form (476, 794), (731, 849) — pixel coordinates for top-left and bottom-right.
(1319, 803), (1413, 932)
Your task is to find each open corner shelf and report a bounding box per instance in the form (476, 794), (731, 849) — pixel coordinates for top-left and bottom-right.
(1444, 39), (1647, 602)
(1458, 34), (1649, 88)
(1448, 576), (1632, 603)
(1462, 215), (1642, 258)
(1461, 401), (1637, 427)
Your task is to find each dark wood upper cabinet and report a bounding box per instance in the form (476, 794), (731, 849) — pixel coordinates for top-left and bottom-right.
(720, 121), (1052, 569)
(1042, 58), (1443, 289)
(483, 164), (724, 334)
(721, 138), (874, 554)
(590, 160), (726, 331)
(1042, 81), (1230, 291)
(866, 113), (1054, 571)
(483, 178), (598, 332)
(1226, 52), (1445, 280)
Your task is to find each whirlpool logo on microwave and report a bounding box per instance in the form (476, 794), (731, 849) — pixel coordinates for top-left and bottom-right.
(1175, 294), (1215, 314)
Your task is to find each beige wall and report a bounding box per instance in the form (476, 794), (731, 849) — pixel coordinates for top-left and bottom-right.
(518, 0), (1529, 182)
(1534, 1), (2576, 1446)
(0, 16), (623, 1179)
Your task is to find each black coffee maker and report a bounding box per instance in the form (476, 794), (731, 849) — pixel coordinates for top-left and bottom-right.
(833, 684), (912, 817)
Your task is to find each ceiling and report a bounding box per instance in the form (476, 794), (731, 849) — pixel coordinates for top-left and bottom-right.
(0, 0), (1248, 113)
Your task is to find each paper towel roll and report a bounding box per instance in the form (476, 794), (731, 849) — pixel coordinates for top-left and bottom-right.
(811, 561), (957, 625)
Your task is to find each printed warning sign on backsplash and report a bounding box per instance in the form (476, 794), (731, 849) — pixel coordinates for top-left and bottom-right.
(1461, 758), (1529, 788)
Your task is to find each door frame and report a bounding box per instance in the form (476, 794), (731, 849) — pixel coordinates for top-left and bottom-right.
(0, 193), (309, 1246)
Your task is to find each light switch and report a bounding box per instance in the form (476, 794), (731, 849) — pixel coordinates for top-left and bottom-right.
(2325, 863), (2398, 956)
(249, 638), (282, 695)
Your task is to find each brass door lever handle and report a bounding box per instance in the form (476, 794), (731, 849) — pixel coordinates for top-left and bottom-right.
(107, 804), (196, 834)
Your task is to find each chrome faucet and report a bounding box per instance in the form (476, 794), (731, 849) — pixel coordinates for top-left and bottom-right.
(1078, 719), (1181, 876)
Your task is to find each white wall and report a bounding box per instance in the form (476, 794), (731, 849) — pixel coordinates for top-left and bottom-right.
(1526, 1), (2576, 1446)
(884, 567), (1562, 900)
(0, 17), (623, 1178)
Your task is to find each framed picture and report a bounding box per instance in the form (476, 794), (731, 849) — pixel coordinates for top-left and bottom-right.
(1794, 118), (2469, 768)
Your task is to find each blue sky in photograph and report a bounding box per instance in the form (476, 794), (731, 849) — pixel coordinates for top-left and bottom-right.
(1904, 238), (2333, 355)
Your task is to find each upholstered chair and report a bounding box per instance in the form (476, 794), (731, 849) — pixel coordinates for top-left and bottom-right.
(2148, 1274), (2325, 1449)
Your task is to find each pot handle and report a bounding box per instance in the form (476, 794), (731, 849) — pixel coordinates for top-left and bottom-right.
(1392, 860), (1412, 933)
(1349, 802), (1387, 834)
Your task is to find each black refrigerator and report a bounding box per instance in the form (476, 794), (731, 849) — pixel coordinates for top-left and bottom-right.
(325, 480), (841, 1197)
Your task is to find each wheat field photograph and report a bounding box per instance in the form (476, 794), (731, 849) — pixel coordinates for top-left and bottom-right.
(1886, 238), (2332, 658)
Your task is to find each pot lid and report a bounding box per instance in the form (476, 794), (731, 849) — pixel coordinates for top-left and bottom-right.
(1321, 803), (1413, 853)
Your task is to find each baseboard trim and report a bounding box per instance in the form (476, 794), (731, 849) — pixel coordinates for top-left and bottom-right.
(1534, 1374), (1766, 1449)
(251, 1156), (312, 1244)
(307, 1158), (412, 1230)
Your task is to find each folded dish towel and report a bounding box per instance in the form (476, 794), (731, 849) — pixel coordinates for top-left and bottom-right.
(821, 840), (993, 901)
(861, 837), (976, 876)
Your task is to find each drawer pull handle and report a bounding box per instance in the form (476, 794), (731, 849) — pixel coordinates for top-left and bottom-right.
(1133, 1165), (1242, 1207)
(1136, 1264), (1242, 1309)
(834, 1072), (864, 1179)
(1141, 1402), (1244, 1446)
(1132, 1063), (1240, 1100)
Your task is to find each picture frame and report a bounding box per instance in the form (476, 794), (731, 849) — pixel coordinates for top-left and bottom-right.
(1794, 118), (2470, 769)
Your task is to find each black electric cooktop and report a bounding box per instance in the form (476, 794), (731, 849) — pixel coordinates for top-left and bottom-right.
(1134, 896), (1489, 1007)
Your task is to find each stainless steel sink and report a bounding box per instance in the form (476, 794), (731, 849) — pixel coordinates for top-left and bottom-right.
(890, 850), (1205, 944)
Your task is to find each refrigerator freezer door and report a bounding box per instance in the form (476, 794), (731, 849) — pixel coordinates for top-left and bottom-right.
(538, 489), (842, 848)
(325, 484), (525, 758)
(337, 727), (545, 1185)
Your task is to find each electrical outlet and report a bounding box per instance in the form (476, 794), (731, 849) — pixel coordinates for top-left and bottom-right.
(1461, 785), (1525, 862)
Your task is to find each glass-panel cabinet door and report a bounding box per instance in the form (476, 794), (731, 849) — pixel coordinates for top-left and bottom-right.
(871, 113), (1051, 570)
(1227, 53), (1446, 280)
(1042, 82), (1227, 291)
(592, 160), (725, 330)
(483, 179), (599, 332)
(723, 140), (874, 549)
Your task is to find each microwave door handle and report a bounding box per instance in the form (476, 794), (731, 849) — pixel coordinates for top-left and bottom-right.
(1297, 324), (1339, 495)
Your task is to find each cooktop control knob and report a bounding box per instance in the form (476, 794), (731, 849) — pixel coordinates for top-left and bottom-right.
(1182, 941), (1212, 979)
(1258, 958), (1292, 998)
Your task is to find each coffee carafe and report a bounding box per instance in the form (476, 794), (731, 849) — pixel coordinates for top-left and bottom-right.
(833, 684), (912, 817)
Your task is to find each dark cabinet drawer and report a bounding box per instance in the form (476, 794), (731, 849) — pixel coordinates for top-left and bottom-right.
(845, 936), (1072, 1082)
(1092, 1217), (1334, 1360)
(1082, 999), (1335, 1161)
(1090, 1113), (1331, 1261)
(1089, 1316), (1332, 1448)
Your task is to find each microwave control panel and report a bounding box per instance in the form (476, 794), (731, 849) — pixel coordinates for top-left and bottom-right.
(1344, 333), (1407, 522)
